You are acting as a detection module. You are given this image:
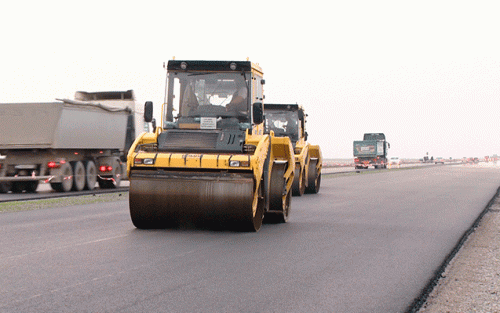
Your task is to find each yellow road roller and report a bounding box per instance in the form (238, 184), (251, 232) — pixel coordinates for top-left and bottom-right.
(264, 104), (322, 196)
(127, 60), (295, 231)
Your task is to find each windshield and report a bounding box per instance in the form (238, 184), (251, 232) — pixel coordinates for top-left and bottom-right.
(264, 111), (299, 141)
(166, 72), (249, 122)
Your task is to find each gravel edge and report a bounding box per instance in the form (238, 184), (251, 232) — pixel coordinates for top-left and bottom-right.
(417, 197), (500, 312)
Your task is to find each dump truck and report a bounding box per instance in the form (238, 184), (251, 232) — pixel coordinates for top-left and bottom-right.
(263, 103), (322, 196)
(0, 90), (145, 193)
(74, 90), (146, 138)
(127, 60), (295, 231)
(353, 133), (390, 169)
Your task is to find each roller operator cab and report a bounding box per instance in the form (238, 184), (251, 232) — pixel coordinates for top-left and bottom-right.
(127, 60), (295, 231)
(264, 104), (322, 196)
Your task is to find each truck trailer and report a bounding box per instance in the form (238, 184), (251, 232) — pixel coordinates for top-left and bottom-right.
(0, 90), (145, 193)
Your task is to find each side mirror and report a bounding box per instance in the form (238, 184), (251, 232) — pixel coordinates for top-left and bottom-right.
(387, 143), (391, 149)
(144, 101), (153, 123)
(304, 131), (308, 141)
(252, 102), (263, 124)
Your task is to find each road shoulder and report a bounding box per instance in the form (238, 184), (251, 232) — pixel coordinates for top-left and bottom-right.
(418, 199), (500, 312)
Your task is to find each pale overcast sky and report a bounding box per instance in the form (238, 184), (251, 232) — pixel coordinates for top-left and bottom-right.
(1, 1), (498, 159)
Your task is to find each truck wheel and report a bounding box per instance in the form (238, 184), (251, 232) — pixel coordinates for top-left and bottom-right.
(265, 162), (291, 223)
(25, 181), (39, 193)
(0, 182), (12, 193)
(11, 180), (38, 193)
(71, 161), (86, 191)
(11, 182), (25, 193)
(84, 160), (97, 190)
(50, 162), (73, 192)
(305, 160), (321, 194)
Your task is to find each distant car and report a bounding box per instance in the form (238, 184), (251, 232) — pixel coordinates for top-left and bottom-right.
(435, 157), (445, 164)
(389, 157), (401, 167)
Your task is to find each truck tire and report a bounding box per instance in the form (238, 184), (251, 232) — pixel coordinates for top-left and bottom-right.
(50, 162), (73, 192)
(84, 160), (97, 191)
(0, 182), (12, 193)
(24, 181), (39, 193)
(305, 159), (321, 194)
(71, 161), (86, 191)
(11, 182), (25, 193)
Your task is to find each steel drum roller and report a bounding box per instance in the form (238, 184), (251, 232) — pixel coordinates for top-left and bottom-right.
(129, 170), (257, 229)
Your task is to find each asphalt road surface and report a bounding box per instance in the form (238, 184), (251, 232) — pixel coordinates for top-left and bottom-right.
(0, 162), (436, 203)
(1, 165), (499, 312)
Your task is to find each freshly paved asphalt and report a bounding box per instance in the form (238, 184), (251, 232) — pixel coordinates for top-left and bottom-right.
(1, 165), (499, 312)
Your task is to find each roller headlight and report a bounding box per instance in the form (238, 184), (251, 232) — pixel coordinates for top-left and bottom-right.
(229, 160), (250, 167)
(135, 158), (155, 165)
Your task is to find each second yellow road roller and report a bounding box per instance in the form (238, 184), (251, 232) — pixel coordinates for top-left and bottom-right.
(127, 60), (295, 231)
(263, 103), (322, 196)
